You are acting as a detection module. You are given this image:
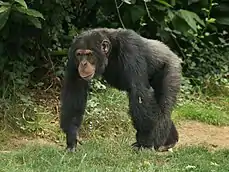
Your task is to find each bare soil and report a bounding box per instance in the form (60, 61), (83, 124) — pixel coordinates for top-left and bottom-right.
(177, 121), (229, 149)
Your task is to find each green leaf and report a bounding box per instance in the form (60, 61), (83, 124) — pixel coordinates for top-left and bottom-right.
(212, 3), (218, 6)
(167, 9), (175, 21)
(27, 16), (42, 28)
(155, 0), (173, 8)
(27, 66), (35, 73)
(188, 0), (200, 5)
(25, 8), (44, 19)
(201, 8), (209, 13)
(206, 18), (216, 24)
(176, 9), (205, 32)
(121, 0), (131, 4)
(122, 0), (136, 4)
(216, 17), (229, 26)
(171, 15), (192, 36)
(193, 14), (205, 26)
(14, 0), (27, 8)
(176, 10), (197, 32)
(14, 6), (44, 19)
(0, 1), (11, 6)
(0, 5), (10, 13)
(0, 9), (10, 30)
(130, 5), (146, 23)
(218, 37), (226, 44)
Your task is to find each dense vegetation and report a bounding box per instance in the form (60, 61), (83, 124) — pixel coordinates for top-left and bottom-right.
(0, 0), (229, 96)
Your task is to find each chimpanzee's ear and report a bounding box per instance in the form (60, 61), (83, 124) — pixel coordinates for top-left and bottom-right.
(101, 39), (111, 55)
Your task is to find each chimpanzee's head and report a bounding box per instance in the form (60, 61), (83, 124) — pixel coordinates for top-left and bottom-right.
(72, 30), (112, 81)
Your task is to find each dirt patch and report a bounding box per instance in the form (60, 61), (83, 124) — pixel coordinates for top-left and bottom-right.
(177, 121), (229, 149)
(9, 137), (57, 147)
(0, 136), (58, 152)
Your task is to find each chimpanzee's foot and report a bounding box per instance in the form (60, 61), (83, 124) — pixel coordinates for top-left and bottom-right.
(66, 146), (76, 153)
(156, 142), (177, 152)
(131, 142), (154, 151)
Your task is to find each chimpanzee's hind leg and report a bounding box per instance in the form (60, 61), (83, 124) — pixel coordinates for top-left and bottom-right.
(149, 65), (181, 151)
(128, 84), (172, 150)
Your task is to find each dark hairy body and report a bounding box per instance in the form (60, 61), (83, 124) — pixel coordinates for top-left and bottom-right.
(60, 28), (182, 152)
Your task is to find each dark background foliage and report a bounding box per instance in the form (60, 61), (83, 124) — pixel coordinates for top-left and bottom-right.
(0, 0), (228, 97)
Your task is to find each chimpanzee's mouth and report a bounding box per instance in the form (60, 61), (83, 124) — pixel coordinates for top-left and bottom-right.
(82, 72), (95, 81)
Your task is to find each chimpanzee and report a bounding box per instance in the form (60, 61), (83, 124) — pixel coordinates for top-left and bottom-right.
(60, 28), (182, 152)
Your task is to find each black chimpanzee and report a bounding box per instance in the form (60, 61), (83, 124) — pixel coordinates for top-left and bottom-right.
(60, 28), (182, 152)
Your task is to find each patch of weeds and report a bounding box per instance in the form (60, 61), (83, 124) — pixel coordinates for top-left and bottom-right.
(175, 98), (229, 126)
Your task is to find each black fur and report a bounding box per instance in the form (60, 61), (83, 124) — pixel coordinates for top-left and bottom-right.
(60, 28), (182, 152)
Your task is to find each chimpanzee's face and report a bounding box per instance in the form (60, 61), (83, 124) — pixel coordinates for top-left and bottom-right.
(73, 33), (111, 81)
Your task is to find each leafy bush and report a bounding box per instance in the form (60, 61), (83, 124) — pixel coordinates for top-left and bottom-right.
(0, 0), (228, 98)
(0, 0), (45, 96)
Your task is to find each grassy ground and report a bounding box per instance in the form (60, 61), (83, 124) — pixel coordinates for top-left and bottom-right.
(0, 87), (229, 172)
(1, 141), (229, 172)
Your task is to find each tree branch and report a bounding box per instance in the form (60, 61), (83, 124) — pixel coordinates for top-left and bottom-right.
(114, 0), (126, 28)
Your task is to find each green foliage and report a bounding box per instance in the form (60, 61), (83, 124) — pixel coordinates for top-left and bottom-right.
(0, 0), (229, 97)
(0, 0), (45, 97)
(0, 0), (44, 30)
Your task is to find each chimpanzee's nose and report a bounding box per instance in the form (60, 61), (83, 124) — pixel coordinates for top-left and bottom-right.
(81, 61), (87, 66)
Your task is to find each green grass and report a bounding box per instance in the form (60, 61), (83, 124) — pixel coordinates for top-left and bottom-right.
(174, 97), (229, 126)
(0, 139), (229, 172)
